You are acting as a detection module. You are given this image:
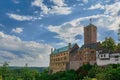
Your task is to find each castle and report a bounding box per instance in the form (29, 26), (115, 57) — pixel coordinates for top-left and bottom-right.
(49, 22), (120, 73)
(49, 22), (100, 73)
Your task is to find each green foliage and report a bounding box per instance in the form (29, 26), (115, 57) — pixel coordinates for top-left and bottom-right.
(96, 64), (120, 80)
(0, 63), (11, 80)
(1, 64), (120, 80)
(38, 69), (77, 80)
(76, 63), (92, 79)
(82, 77), (92, 80)
(116, 43), (120, 50)
(101, 37), (116, 51)
(88, 65), (98, 78)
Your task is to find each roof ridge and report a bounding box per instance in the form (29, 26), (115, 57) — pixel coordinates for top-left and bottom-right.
(52, 43), (76, 54)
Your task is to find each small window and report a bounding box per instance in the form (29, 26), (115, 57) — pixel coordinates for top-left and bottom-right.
(80, 58), (81, 60)
(87, 28), (89, 31)
(64, 57), (66, 60)
(104, 54), (106, 57)
(91, 51), (94, 53)
(115, 56), (119, 61)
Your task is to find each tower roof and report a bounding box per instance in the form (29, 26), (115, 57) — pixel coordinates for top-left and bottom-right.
(86, 23), (96, 28)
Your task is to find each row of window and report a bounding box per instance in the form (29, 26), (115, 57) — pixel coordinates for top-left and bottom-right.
(51, 57), (67, 62)
(51, 63), (66, 67)
(51, 52), (68, 57)
(79, 50), (95, 54)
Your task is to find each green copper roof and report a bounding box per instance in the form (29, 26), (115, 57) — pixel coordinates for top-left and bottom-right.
(52, 44), (76, 54)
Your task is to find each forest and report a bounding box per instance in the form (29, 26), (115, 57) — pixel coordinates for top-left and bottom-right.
(1, 63), (120, 80)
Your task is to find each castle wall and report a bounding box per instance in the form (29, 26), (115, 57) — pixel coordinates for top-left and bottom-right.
(50, 51), (69, 73)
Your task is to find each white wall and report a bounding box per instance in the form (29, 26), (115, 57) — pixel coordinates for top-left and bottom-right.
(96, 51), (120, 66)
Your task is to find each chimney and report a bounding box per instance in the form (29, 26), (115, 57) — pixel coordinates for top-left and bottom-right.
(68, 43), (71, 50)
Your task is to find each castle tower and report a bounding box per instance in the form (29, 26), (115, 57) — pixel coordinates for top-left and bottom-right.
(84, 19), (97, 44)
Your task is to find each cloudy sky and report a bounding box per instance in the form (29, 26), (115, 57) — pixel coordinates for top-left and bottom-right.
(0, 0), (120, 67)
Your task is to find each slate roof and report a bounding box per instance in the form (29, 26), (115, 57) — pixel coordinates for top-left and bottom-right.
(52, 43), (76, 54)
(79, 42), (100, 50)
(99, 49), (120, 54)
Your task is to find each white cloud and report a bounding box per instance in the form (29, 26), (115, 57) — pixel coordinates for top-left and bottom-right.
(7, 13), (34, 21)
(96, 15), (120, 31)
(0, 32), (52, 67)
(104, 2), (120, 16)
(48, 24), (83, 43)
(51, 0), (66, 7)
(104, 2), (120, 31)
(93, 2), (120, 31)
(32, 0), (72, 15)
(12, 0), (20, 4)
(0, 24), (4, 27)
(32, 0), (50, 14)
(50, 0), (72, 15)
(88, 3), (105, 10)
(12, 28), (23, 33)
(0, 51), (18, 60)
(47, 14), (100, 43)
(49, 6), (71, 15)
(83, 0), (88, 3)
(115, 0), (119, 2)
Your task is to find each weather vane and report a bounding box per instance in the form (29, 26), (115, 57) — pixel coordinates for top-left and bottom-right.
(89, 18), (92, 24)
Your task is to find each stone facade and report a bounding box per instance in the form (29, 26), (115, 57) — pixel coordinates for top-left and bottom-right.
(49, 43), (79, 73)
(78, 48), (96, 65)
(50, 51), (69, 73)
(84, 24), (97, 44)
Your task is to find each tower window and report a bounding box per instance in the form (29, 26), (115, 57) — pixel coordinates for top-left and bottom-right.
(91, 51), (94, 53)
(87, 28), (89, 31)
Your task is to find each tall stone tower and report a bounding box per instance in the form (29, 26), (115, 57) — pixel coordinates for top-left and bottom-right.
(84, 20), (97, 44)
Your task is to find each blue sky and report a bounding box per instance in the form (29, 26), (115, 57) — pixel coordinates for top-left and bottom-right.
(0, 0), (120, 67)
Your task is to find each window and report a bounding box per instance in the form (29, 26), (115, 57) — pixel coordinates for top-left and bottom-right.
(80, 58), (81, 60)
(115, 56), (119, 61)
(104, 54), (106, 57)
(87, 28), (89, 31)
(101, 54), (103, 58)
(64, 57), (67, 60)
(91, 51), (94, 53)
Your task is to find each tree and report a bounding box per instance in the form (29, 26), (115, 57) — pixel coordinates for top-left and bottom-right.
(0, 62), (11, 80)
(76, 63), (92, 79)
(101, 37), (116, 51)
(116, 43), (120, 50)
(95, 64), (120, 80)
(88, 65), (97, 78)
